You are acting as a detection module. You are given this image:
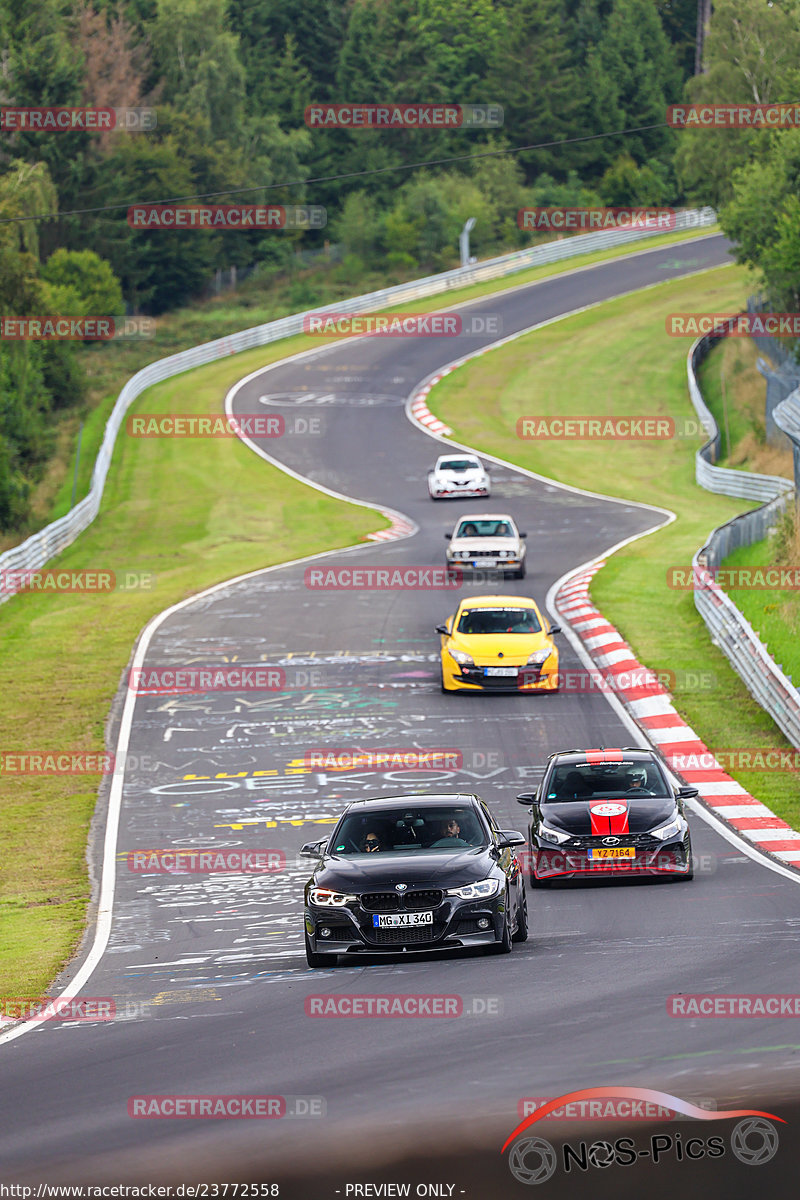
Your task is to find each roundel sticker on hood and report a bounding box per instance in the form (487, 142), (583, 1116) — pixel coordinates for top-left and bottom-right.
(590, 802), (627, 817)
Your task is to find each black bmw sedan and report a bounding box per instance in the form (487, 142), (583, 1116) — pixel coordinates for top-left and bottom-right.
(301, 793), (528, 967)
(517, 747), (696, 884)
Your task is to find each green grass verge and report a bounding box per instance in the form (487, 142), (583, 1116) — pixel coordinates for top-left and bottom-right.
(720, 531), (800, 685)
(427, 264), (800, 832)
(0, 336), (383, 999)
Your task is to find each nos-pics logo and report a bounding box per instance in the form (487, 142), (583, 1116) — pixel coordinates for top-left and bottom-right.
(502, 1087), (782, 1184)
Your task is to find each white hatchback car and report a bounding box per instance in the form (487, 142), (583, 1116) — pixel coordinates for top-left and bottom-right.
(428, 454), (490, 500)
(445, 513), (527, 579)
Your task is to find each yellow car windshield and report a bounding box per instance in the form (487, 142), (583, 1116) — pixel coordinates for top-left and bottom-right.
(457, 608), (541, 635)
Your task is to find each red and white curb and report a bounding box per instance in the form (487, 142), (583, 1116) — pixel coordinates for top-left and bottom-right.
(366, 513), (416, 542)
(555, 566), (800, 869)
(410, 375), (453, 436)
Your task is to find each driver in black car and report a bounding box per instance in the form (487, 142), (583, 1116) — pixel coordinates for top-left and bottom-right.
(430, 818), (470, 848)
(626, 767), (651, 793)
(360, 830), (384, 852)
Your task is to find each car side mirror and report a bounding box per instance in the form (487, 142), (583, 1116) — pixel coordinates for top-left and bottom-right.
(549, 625), (561, 635)
(496, 830), (526, 848)
(516, 792), (537, 805)
(299, 839), (326, 858)
(520, 532), (528, 538)
(435, 623), (449, 635)
(677, 785), (698, 799)
(444, 532), (452, 540)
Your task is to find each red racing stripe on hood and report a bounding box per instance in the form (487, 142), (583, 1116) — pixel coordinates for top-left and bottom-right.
(589, 802), (630, 835)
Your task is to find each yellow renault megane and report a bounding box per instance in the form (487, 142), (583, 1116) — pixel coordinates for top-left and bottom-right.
(436, 595), (561, 693)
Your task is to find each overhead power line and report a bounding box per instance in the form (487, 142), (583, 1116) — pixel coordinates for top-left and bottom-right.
(0, 120), (670, 226)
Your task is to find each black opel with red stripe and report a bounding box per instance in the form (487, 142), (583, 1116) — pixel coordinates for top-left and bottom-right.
(517, 747), (696, 884)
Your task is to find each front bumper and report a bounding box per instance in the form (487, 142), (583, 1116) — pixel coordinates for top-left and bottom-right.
(305, 896), (505, 956)
(529, 835), (691, 879)
(443, 660), (558, 692)
(446, 556), (523, 572)
(430, 483), (490, 498)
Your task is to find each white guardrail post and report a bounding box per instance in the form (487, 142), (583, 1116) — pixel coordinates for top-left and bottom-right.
(687, 333), (800, 747)
(0, 208), (716, 599)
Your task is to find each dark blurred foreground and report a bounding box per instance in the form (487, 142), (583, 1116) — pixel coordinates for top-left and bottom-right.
(8, 1093), (800, 1200)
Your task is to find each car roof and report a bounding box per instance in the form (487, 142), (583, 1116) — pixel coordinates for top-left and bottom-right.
(342, 792), (482, 810)
(545, 747), (661, 768)
(456, 594), (539, 610)
(453, 512), (514, 523)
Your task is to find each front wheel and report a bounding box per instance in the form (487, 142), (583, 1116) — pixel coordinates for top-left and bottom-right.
(440, 663), (456, 692)
(527, 865), (552, 889)
(305, 933), (337, 968)
(488, 904), (513, 954)
(515, 560), (526, 580)
(512, 888), (528, 943)
(675, 852), (694, 881)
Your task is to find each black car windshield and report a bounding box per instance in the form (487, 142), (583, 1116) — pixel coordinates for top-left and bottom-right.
(331, 807), (489, 854)
(454, 519), (513, 538)
(544, 761), (671, 801)
(456, 607), (541, 635)
(440, 459), (480, 472)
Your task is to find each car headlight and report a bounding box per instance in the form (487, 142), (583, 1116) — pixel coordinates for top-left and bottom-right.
(539, 822), (571, 845)
(450, 648), (474, 665)
(308, 887), (357, 907)
(527, 648), (552, 666)
(651, 814), (684, 841)
(446, 877), (502, 900)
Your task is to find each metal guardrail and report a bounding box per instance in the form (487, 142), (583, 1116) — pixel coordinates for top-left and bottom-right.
(687, 333), (794, 501)
(687, 333), (800, 747)
(0, 208), (717, 601)
(773, 390), (800, 512)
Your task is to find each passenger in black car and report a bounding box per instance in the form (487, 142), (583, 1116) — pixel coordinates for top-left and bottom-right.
(360, 830), (384, 852)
